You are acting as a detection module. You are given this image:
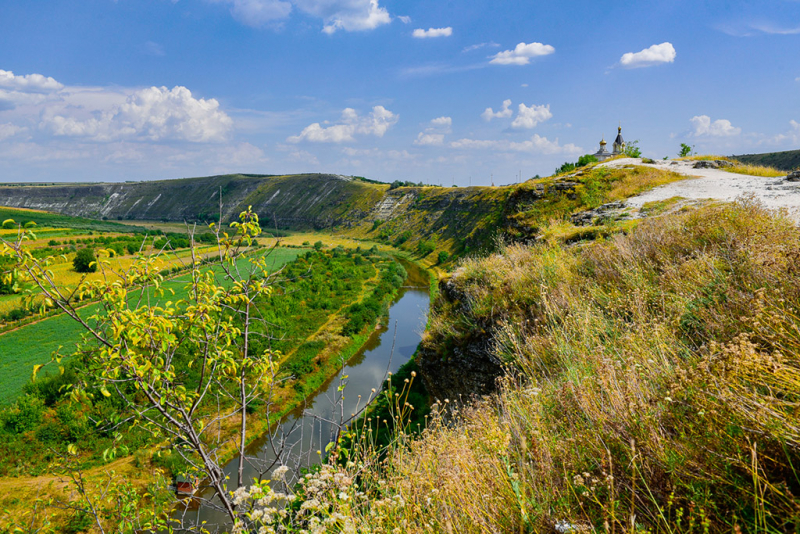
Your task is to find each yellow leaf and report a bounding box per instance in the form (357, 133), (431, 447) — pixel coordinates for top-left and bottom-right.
(32, 364), (44, 381)
(100, 387), (111, 397)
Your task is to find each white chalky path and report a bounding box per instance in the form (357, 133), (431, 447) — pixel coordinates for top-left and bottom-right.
(599, 158), (800, 221)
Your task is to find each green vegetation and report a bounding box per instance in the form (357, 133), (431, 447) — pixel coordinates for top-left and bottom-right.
(623, 139), (641, 157)
(733, 147), (800, 172)
(679, 142), (694, 157)
(72, 247), (96, 273)
(0, 207), (146, 233)
(0, 247), (305, 405)
(554, 154), (598, 175)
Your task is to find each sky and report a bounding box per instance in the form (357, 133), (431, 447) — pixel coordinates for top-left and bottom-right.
(1, 0), (799, 186)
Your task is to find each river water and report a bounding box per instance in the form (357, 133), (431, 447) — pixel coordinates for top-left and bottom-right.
(173, 258), (430, 530)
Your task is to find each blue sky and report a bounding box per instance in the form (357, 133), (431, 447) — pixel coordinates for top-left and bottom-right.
(1, 0), (799, 185)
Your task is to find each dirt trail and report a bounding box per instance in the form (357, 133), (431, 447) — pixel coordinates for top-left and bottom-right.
(600, 158), (800, 220)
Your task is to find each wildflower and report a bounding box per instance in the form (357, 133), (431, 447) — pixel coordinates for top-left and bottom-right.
(272, 465), (290, 479)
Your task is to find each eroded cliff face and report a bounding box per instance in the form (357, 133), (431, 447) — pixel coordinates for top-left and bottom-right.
(0, 174), (385, 228)
(416, 277), (506, 401)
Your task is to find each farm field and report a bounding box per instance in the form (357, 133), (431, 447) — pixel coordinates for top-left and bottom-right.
(0, 246), (305, 405)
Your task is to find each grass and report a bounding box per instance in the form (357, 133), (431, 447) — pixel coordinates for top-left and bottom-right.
(0, 247), (305, 405)
(264, 199), (800, 533)
(0, 207), (146, 233)
(723, 162), (786, 178)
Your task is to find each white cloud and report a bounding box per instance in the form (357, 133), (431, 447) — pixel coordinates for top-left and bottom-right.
(44, 86), (233, 142)
(287, 105), (398, 143)
(414, 133), (444, 146)
(450, 134), (581, 155)
(210, 0), (293, 27)
(294, 0), (391, 33)
(0, 69), (63, 93)
(462, 42), (499, 53)
(0, 123), (26, 141)
(429, 116), (452, 128)
(510, 103), (552, 129)
(750, 23), (800, 35)
(766, 119), (800, 145)
(619, 42), (676, 68)
(397, 15), (411, 24)
(481, 99), (512, 121)
(490, 42), (555, 65)
(412, 27), (452, 38)
(690, 115), (741, 137)
(414, 116), (452, 146)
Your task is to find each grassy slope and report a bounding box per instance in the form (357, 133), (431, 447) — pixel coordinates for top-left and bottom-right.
(733, 148), (800, 171)
(0, 247), (304, 405)
(384, 200), (800, 532)
(0, 206), (146, 233)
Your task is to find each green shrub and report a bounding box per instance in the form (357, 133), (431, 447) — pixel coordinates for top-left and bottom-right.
(417, 240), (435, 257)
(2, 395), (44, 434)
(437, 251), (449, 264)
(73, 247), (97, 273)
(313, 241), (324, 250)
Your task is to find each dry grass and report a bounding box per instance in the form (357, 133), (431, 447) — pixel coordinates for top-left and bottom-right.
(724, 163), (786, 178)
(273, 199), (800, 533)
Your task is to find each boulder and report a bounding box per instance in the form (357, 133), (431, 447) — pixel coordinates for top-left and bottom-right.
(693, 160), (733, 169)
(787, 170), (800, 182)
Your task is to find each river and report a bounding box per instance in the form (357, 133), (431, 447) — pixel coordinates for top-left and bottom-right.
(173, 258), (431, 530)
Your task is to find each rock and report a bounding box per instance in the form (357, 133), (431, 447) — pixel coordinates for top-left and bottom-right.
(786, 170), (800, 182)
(692, 160), (734, 169)
(570, 201), (627, 226)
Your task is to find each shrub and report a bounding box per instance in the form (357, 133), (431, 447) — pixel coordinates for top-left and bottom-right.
(313, 241), (324, 250)
(72, 247), (97, 273)
(679, 142), (694, 157)
(623, 139), (642, 158)
(417, 240), (435, 257)
(437, 251), (449, 264)
(576, 154), (598, 167)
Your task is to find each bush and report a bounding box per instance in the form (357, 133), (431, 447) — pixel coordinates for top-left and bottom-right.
(72, 247), (97, 273)
(313, 241), (324, 250)
(417, 240), (435, 257)
(2, 395), (44, 434)
(624, 139), (642, 158)
(679, 143), (694, 157)
(437, 251), (449, 264)
(576, 154), (598, 167)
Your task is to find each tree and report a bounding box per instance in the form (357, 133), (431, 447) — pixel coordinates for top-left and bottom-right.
(577, 154), (598, 167)
(314, 240), (324, 250)
(417, 240), (435, 257)
(1, 209), (290, 530)
(624, 140), (642, 158)
(72, 248), (97, 273)
(679, 143), (694, 158)
(437, 251), (449, 264)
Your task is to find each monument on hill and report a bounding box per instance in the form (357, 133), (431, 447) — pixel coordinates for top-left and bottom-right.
(593, 125), (627, 161)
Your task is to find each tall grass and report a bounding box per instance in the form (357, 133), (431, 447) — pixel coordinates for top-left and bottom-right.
(268, 199), (800, 533)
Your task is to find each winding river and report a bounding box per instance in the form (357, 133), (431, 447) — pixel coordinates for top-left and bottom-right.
(174, 258), (431, 529)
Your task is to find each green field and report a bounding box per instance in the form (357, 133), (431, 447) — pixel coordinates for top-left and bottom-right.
(0, 247), (305, 405)
(0, 206), (147, 233)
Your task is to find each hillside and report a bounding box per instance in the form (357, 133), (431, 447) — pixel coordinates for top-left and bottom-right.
(0, 174), (386, 229)
(732, 148), (800, 171)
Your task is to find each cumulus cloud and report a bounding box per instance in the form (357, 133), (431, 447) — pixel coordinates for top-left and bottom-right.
(294, 0), (391, 33)
(619, 42), (676, 68)
(44, 86), (233, 142)
(481, 99), (513, 121)
(412, 27), (452, 38)
(414, 116), (452, 146)
(490, 42), (555, 65)
(450, 134), (581, 155)
(510, 103), (552, 129)
(766, 119), (800, 146)
(0, 69), (63, 92)
(690, 115), (741, 137)
(0, 123), (26, 141)
(287, 105), (398, 143)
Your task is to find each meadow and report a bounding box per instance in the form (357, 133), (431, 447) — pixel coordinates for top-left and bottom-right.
(0, 246), (305, 405)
